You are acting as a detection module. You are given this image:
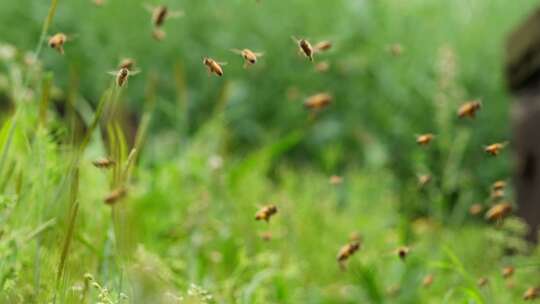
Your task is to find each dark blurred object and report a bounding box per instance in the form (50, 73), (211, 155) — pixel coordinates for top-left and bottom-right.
(506, 8), (540, 242)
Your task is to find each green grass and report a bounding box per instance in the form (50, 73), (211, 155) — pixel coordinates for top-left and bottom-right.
(0, 0), (539, 303)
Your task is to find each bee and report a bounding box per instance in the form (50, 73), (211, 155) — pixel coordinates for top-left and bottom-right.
(304, 92), (333, 110)
(329, 175), (343, 185)
(388, 43), (404, 56)
(349, 231), (362, 242)
(313, 40), (332, 53)
(203, 57), (226, 77)
(146, 5), (184, 28)
(92, 157), (115, 169)
(484, 142), (508, 156)
(259, 231), (272, 241)
(457, 100), (482, 118)
(108, 67), (140, 87)
(255, 205), (278, 222)
(477, 277), (489, 287)
(469, 203), (484, 216)
(502, 266), (514, 279)
(492, 180), (507, 192)
(292, 37), (314, 61)
(418, 174), (432, 188)
(485, 202), (512, 221)
(93, 0), (105, 6)
(118, 58), (136, 71)
(337, 241), (361, 269)
(396, 246), (410, 261)
(48, 33), (69, 55)
(422, 274), (434, 288)
(104, 187), (126, 205)
(523, 287), (539, 300)
(490, 189), (505, 200)
(416, 133), (434, 146)
(152, 28), (166, 41)
(230, 48), (264, 68)
(315, 61), (330, 73)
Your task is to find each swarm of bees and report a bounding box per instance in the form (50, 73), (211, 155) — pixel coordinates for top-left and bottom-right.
(336, 241), (361, 269)
(255, 205), (278, 222)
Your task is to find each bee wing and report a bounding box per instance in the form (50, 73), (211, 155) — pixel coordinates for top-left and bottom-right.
(142, 3), (154, 13)
(169, 10), (184, 18)
(107, 71), (118, 76)
(291, 36), (299, 43)
(217, 62), (228, 66)
(230, 48), (243, 55)
(129, 69), (141, 76)
(254, 52), (265, 57)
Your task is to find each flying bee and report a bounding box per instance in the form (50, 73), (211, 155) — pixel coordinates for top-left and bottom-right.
(491, 189), (505, 200)
(396, 246), (410, 261)
(329, 175), (343, 185)
(92, 157), (115, 169)
(145, 4), (184, 28)
(416, 133), (434, 146)
(313, 40), (332, 53)
(104, 187), (126, 205)
(337, 241), (361, 269)
(477, 277), (489, 287)
(152, 28), (166, 41)
(422, 274), (434, 288)
(255, 205), (278, 222)
(118, 58), (136, 71)
(48, 33), (70, 55)
(230, 48), (264, 68)
(492, 180), (507, 192)
(502, 266), (514, 279)
(457, 100), (482, 118)
(523, 287), (539, 300)
(304, 92), (333, 110)
(484, 142), (508, 156)
(203, 57), (226, 77)
(485, 202), (512, 221)
(315, 61), (330, 73)
(292, 36), (314, 61)
(93, 0), (105, 6)
(107, 67), (140, 87)
(388, 43), (404, 56)
(469, 203), (484, 216)
(259, 231), (272, 241)
(418, 174), (432, 188)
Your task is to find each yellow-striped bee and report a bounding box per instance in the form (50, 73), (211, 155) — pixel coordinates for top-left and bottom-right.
(48, 33), (69, 55)
(231, 48), (264, 68)
(145, 4), (184, 28)
(108, 67), (140, 87)
(255, 205), (278, 222)
(485, 202), (512, 221)
(484, 142), (507, 156)
(203, 57), (226, 77)
(523, 287), (539, 300)
(313, 40), (332, 53)
(104, 187), (126, 205)
(458, 100), (481, 118)
(304, 92), (333, 110)
(416, 133), (434, 146)
(337, 241), (361, 269)
(292, 37), (314, 61)
(92, 157), (115, 169)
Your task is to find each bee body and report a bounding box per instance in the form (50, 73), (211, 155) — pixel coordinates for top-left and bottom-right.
(255, 205), (278, 222)
(458, 100), (481, 118)
(304, 93), (332, 110)
(92, 157), (115, 169)
(485, 202), (512, 221)
(203, 57), (225, 77)
(484, 142), (507, 156)
(48, 33), (68, 54)
(104, 187), (126, 205)
(416, 133), (434, 146)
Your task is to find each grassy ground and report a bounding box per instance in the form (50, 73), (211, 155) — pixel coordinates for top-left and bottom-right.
(0, 0), (540, 303)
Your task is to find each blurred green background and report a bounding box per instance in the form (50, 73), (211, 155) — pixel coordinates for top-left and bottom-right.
(0, 0), (539, 303)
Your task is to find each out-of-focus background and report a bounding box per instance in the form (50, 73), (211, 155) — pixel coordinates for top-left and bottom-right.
(0, 0), (539, 303)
